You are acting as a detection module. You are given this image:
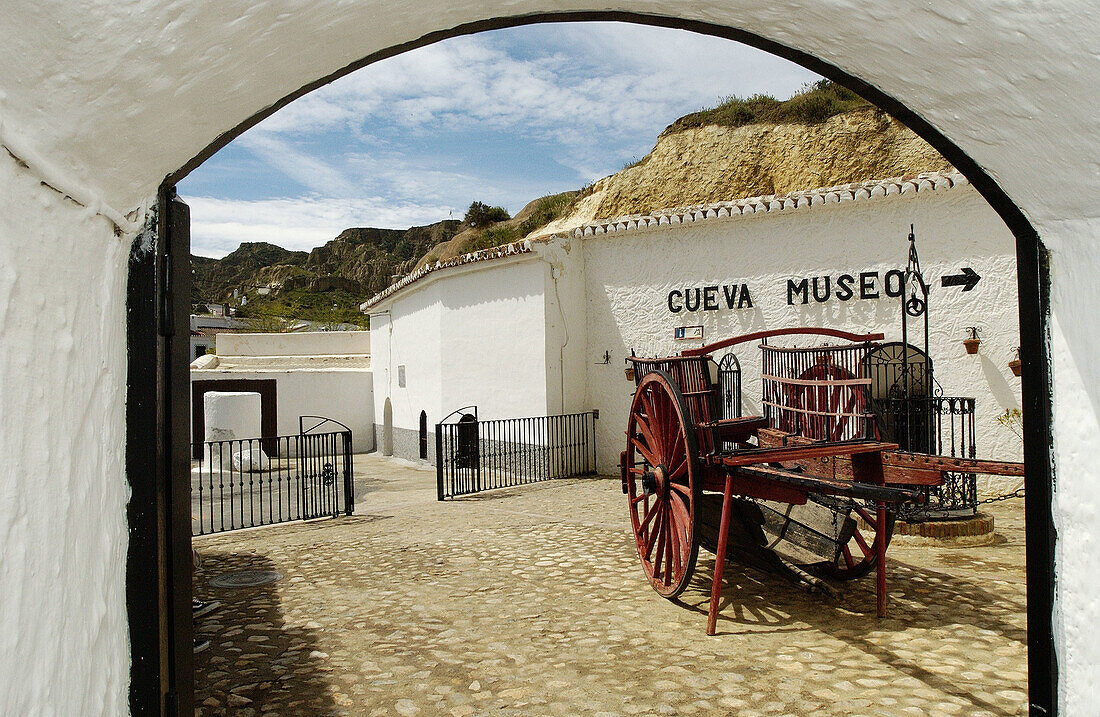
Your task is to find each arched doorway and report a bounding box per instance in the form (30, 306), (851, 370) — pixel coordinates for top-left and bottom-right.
(132, 13), (1055, 716)
(382, 398), (394, 456)
(419, 411), (428, 461)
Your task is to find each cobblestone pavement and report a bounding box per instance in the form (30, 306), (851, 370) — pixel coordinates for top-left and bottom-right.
(193, 454), (1027, 716)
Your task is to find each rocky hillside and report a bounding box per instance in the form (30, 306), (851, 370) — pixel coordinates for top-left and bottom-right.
(191, 220), (460, 325)
(416, 84), (953, 259)
(192, 242), (308, 303)
(535, 106), (952, 237)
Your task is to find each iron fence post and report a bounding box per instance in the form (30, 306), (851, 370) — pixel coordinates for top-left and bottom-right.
(591, 409), (598, 474)
(435, 426), (445, 501)
(343, 430), (354, 516)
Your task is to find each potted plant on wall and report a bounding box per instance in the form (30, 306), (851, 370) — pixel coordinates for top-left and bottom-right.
(963, 327), (981, 354)
(1008, 347), (1023, 377)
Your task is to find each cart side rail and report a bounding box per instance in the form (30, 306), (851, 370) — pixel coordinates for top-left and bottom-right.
(682, 327), (884, 358)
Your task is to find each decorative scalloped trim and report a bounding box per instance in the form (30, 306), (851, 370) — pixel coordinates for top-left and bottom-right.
(570, 171), (967, 238)
(361, 171), (968, 310)
(361, 239), (535, 310)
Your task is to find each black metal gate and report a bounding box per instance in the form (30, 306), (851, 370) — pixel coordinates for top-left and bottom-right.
(716, 352), (742, 420)
(873, 395), (978, 519)
(191, 416), (353, 535)
(863, 340), (978, 518)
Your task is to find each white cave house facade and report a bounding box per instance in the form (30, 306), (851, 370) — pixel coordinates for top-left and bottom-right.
(366, 172), (1024, 498)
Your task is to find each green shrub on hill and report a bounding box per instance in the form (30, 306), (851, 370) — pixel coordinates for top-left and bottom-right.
(517, 191), (580, 236)
(664, 80), (871, 135)
(236, 286), (370, 327)
(464, 201), (511, 228)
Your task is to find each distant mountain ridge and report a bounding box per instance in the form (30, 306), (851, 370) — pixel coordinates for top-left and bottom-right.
(191, 221), (461, 323)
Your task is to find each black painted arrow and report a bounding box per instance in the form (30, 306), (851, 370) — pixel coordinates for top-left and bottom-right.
(941, 267), (982, 292)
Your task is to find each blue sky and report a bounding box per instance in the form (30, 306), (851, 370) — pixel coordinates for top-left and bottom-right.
(179, 22), (820, 258)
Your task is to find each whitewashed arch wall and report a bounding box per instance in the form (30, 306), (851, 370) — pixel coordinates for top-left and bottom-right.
(0, 2), (1096, 714)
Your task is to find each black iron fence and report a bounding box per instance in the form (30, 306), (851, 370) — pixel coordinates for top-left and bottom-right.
(436, 410), (597, 499)
(191, 425), (353, 535)
(872, 395), (977, 518)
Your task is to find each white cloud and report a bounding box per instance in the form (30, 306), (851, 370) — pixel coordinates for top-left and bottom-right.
(248, 23), (819, 147)
(236, 134), (356, 197)
(187, 196), (453, 258)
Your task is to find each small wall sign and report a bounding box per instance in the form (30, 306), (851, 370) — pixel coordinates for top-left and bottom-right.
(674, 325), (704, 341)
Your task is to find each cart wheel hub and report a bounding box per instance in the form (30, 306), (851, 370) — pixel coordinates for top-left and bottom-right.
(642, 465), (669, 496)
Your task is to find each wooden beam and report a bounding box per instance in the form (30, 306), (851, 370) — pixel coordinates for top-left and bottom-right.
(710, 440), (898, 467)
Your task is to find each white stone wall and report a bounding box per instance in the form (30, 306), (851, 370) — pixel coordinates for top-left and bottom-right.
(538, 237), (589, 416)
(581, 185), (1022, 490)
(192, 369), (375, 453)
(1, 1), (1099, 711)
(371, 256), (552, 460)
(369, 278), (445, 456)
(216, 330), (369, 357)
(203, 391), (262, 442)
(438, 258), (550, 419)
(0, 152), (130, 714)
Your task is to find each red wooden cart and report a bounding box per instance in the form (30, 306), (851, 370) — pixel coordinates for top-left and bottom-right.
(620, 328), (928, 634)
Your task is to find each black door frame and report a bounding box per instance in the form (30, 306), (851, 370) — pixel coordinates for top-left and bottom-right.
(126, 12), (1057, 716)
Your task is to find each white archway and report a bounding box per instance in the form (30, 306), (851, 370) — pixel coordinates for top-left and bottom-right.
(2, 4), (1096, 715)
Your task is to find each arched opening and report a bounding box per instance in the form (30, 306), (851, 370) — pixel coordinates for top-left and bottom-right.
(419, 410), (428, 460)
(382, 398), (394, 456)
(133, 12), (1054, 716)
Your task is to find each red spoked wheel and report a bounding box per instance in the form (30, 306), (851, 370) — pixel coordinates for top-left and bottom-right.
(823, 501), (895, 580)
(624, 370), (701, 599)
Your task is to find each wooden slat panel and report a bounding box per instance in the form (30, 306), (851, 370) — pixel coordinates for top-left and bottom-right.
(704, 416), (769, 443)
(757, 500), (847, 561)
(700, 473), (808, 504)
(761, 373), (872, 387)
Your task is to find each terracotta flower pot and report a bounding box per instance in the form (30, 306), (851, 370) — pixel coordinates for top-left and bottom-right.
(1008, 358), (1023, 377)
(963, 338), (981, 354)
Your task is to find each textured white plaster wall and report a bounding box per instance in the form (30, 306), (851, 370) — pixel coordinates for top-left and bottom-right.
(0, 152), (130, 714)
(1045, 219), (1100, 715)
(438, 258), (549, 420)
(371, 258), (551, 444)
(582, 186), (1022, 487)
(216, 330), (369, 357)
(370, 285), (444, 437)
(1, 1), (1095, 226)
(536, 238), (588, 416)
(203, 391), (262, 441)
(0, 0), (1098, 710)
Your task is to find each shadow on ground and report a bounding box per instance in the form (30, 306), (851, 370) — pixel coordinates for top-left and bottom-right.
(194, 551), (337, 716)
(682, 551), (1025, 641)
(672, 550), (1026, 715)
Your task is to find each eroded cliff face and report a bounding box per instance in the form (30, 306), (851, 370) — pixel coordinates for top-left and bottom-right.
(535, 107), (953, 236)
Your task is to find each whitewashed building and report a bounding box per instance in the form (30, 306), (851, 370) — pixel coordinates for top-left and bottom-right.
(190, 331), (375, 452)
(365, 172), (1022, 492)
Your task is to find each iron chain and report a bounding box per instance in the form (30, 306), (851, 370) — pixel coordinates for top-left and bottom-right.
(977, 487), (1025, 505)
